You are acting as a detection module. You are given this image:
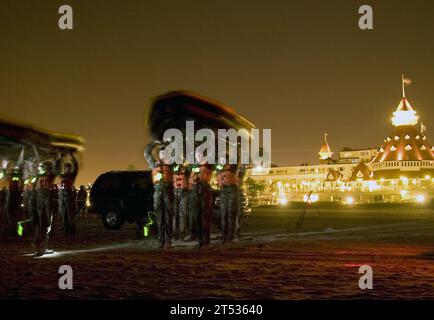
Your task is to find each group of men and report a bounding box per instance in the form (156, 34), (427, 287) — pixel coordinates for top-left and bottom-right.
(0, 152), (80, 256)
(144, 141), (246, 249)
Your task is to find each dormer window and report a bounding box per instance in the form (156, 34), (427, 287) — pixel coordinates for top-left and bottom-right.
(394, 136), (399, 140)
(386, 137), (391, 142)
(421, 145), (427, 151)
(405, 135), (410, 140)
(405, 145), (412, 151)
(390, 146), (397, 151)
(416, 135), (420, 139)
(379, 147), (384, 152)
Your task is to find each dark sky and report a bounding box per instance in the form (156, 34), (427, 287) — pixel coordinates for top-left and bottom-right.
(1, 0), (434, 184)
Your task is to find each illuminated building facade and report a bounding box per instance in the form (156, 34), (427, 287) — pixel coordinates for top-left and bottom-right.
(248, 77), (434, 204)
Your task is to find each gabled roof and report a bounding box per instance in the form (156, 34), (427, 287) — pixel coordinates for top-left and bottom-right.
(350, 162), (372, 181)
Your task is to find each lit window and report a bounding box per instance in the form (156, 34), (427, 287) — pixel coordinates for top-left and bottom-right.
(386, 137), (391, 141)
(421, 145), (427, 151)
(405, 145), (412, 151)
(416, 135), (420, 139)
(405, 135), (410, 140)
(390, 146), (397, 151)
(394, 136), (399, 140)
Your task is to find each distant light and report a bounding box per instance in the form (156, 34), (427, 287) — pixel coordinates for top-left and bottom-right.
(278, 197), (288, 205)
(278, 192), (288, 205)
(400, 190), (408, 198)
(252, 165), (269, 176)
(425, 175), (431, 180)
(345, 196), (354, 205)
(416, 194), (425, 203)
(303, 194), (319, 203)
(392, 110), (418, 127)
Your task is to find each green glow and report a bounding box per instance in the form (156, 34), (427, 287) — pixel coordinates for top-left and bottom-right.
(31, 177), (37, 183)
(193, 167), (200, 173)
(16, 218), (32, 237)
(173, 165), (179, 172)
(0, 172), (4, 179)
(12, 177), (19, 181)
(143, 211), (154, 237)
(216, 164), (223, 170)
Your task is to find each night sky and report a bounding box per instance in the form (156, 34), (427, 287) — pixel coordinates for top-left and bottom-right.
(1, 0), (434, 185)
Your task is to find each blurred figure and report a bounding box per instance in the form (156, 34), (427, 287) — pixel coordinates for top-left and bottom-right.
(23, 160), (37, 223)
(216, 158), (239, 244)
(144, 140), (174, 249)
(188, 151), (213, 248)
(0, 187), (6, 229)
(5, 166), (24, 236)
(50, 184), (59, 235)
(33, 158), (59, 256)
(76, 185), (87, 218)
(235, 165), (247, 241)
(59, 153), (79, 236)
(172, 163), (189, 240)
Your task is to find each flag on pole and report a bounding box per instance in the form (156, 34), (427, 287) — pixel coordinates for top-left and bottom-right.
(403, 77), (412, 85)
(402, 74), (412, 98)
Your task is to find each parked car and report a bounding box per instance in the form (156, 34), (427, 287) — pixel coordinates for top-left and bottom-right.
(90, 171), (154, 230)
(90, 170), (229, 230)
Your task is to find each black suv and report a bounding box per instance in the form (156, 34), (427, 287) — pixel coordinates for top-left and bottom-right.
(90, 170), (224, 230)
(90, 171), (154, 230)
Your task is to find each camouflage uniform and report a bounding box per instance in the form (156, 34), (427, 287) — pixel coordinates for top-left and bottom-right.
(144, 141), (174, 248)
(58, 155), (78, 236)
(172, 165), (189, 240)
(33, 160), (59, 253)
(235, 166), (247, 240)
(188, 163), (212, 247)
(5, 169), (23, 235)
(217, 164), (239, 243)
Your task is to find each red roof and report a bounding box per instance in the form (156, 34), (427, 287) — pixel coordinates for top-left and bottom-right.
(371, 125), (434, 163)
(350, 163), (372, 181)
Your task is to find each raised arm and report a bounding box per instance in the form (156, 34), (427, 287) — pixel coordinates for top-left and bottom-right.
(70, 152), (79, 180)
(144, 140), (161, 170)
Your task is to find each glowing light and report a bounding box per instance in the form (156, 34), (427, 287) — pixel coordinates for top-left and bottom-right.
(303, 194), (319, 203)
(400, 190), (408, 198)
(392, 109), (418, 126)
(154, 172), (163, 181)
(367, 181), (379, 192)
(415, 194), (425, 203)
(425, 175), (431, 180)
(278, 194), (288, 205)
(345, 196), (354, 205)
(144, 211), (155, 237)
(252, 165), (269, 175)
